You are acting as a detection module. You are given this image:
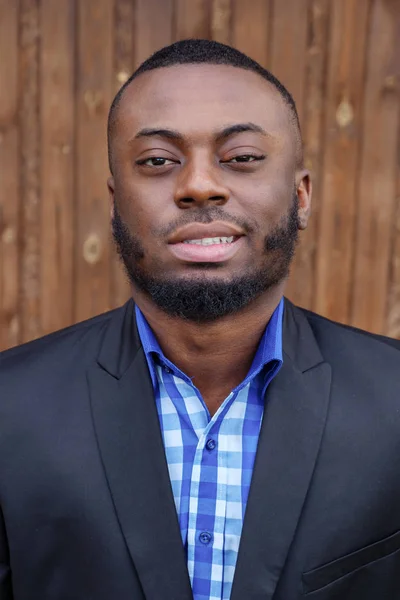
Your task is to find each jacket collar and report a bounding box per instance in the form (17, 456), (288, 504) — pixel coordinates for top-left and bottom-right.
(96, 297), (324, 378)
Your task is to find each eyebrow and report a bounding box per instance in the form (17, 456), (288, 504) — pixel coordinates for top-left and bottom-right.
(134, 128), (184, 142)
(133, 122), (268, 144)
(215, 122), (267, 142)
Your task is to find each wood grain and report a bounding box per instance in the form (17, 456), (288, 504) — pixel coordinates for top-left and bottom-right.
(134, 0), (174, 67)
(174, 0), (210, 39)
(231, 0), (271, 66)
(351, 0), (400, 333)
(211, 0), (232, 44)
(0, 0), (20, 349)
(75, 0), (114, 322)
(386, 0), (400, 338)
(315, 0), (371, 324)
(285, 0), (330, 308)
(19, 0), (41, 342)
(1, 0), (400, 350)
(269, 0), (309, 124)
(110, 0), (135, 308)
(268, 0), (311, 306)
(40, 0), (75, 334)
(387, 176), (400, 339)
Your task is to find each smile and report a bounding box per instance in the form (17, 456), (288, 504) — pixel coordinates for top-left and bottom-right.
(183, 236), (235, 245)
(168, 236), (244, 263)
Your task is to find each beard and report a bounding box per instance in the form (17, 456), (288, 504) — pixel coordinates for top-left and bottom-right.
(112, 195), (299, 322)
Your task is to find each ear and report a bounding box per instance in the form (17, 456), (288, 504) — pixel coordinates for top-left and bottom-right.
(107, 176), (115, 220)
(296, 170), (312, 230)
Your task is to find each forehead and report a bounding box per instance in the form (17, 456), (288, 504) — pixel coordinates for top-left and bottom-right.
(114, 64), (294, 141)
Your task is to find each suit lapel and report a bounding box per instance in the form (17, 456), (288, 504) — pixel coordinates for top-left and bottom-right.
(231, 300), (332, 600)
(88, 300), (192, 600)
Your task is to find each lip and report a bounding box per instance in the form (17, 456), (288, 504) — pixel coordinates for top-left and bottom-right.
(168, 236), (245, 263)
(167, 221), (245, 244)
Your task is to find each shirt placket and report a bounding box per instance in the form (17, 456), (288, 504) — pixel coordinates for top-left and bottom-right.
(188, 416), (227, 600)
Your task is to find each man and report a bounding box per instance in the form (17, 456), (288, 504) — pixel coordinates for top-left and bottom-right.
(0, 39), (399, 600)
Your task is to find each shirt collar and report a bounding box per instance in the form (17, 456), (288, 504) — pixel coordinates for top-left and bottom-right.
(135, 298), (284, 391)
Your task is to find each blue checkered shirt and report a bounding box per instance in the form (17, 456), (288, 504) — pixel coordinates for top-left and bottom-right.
(135, 299), (284, 600)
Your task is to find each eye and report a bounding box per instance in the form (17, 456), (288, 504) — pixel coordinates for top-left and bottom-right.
(136, 157), (177, 167)
(226, 154), (265, 163)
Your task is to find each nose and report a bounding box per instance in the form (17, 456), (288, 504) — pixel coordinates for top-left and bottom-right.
(174, 155), (229, 209)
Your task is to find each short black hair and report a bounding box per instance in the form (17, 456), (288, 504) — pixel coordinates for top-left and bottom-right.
(107, 39), (302, 173)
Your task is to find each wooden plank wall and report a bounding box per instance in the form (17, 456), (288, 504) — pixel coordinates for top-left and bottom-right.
(0, 0), (399, 351)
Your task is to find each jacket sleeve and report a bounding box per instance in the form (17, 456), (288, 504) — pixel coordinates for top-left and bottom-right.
(0, 507), (12, 599)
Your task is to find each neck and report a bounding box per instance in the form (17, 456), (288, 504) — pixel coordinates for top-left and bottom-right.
(133, 284), (285, 415)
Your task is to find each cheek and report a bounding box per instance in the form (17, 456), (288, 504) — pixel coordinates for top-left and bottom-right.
(115, 184), (169, 236)
(237, 179), (292, 225)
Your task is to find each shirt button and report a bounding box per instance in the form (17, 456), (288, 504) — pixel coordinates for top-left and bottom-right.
(199, 531), (213, 545)
(163, 366), (172, 374)
(205, 438), (216, 451)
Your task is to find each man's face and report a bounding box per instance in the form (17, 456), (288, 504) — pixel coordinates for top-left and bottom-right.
(109, 64), (311, 321)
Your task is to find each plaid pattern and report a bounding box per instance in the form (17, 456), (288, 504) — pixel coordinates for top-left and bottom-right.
(136, 300), (283, 599)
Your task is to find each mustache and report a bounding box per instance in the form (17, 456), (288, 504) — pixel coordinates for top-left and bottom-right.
(153, 207), (257, 238)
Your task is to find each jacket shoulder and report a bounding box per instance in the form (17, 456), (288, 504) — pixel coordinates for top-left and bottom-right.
(288, 304), (400, 404)
(300, 307), (400, 352)
(0, 306), (124, 372)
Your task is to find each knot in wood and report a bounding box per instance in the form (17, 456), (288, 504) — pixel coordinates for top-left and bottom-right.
(336, 98), (354, 129)
(117, 71), (129, 84)
(2, 227), (16, 245)
(383, 75), (399, 92)
(83, 233), (102, 265)
(83, 91), (104, 115)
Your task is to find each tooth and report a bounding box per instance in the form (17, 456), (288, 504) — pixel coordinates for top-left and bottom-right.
(183, 236), (235, 245)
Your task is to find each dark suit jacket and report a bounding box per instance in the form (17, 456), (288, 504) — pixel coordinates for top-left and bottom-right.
(0, 298), (400, 600)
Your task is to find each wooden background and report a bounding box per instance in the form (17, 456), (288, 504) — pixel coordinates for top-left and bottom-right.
(0, 0), (400, 351)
